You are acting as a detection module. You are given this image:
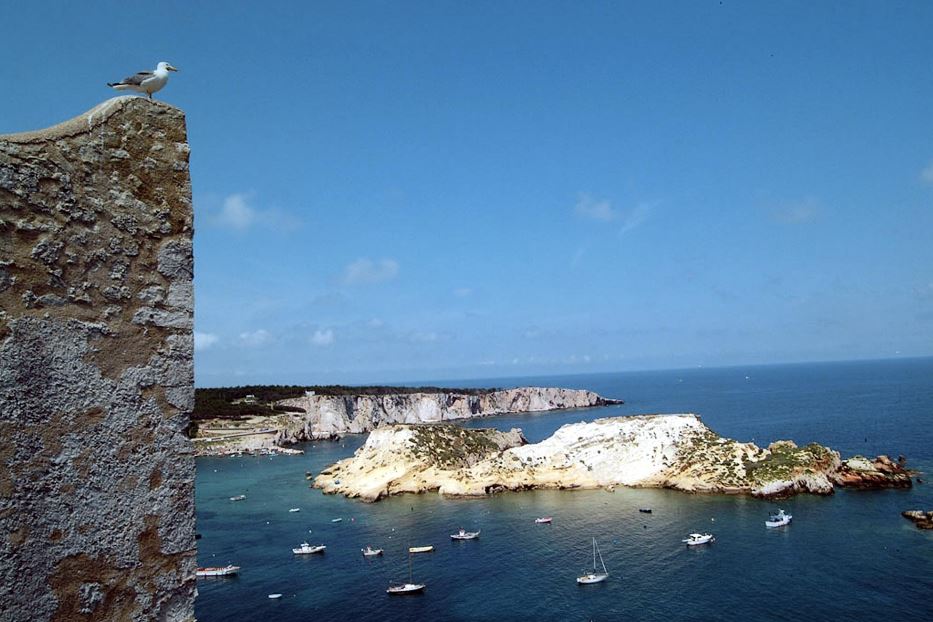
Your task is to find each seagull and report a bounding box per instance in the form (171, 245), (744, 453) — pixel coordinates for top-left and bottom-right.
(107, 61), (179, 99)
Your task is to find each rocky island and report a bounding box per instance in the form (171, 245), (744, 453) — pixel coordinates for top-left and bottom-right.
(193, 386), (621, 455)
(313, 413), (912, 502)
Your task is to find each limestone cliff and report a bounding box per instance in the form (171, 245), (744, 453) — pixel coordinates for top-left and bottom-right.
(314, 414), (909, 502)
(273, 387), (620, 443)
(0, 98), (195, 621)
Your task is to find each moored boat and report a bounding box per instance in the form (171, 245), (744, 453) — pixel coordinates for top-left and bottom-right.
(288, 508), (300, 513)
(450, 528), (480, 540)
(268, 593), (282, 599)
(765, 509), (792, 528)
(408, 545), (434, 554)
(535, 516), (553, 524)
(387, 552), (425, 595)
(638, 508), (652, 514)
(386, 582), (425, 595)
(682, 533), (715, 546)
(292, 542), (326, 554)
(362, 546), (384, 557)
(577, 538), (609, 584)
(229, 494), (246, 501)
(196, 565), (240, 577)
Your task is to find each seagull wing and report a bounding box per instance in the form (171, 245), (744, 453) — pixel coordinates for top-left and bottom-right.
(116, 71), (153, 86)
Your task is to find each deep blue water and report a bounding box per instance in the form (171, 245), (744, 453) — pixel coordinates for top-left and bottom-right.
(195, 358), (933, 621)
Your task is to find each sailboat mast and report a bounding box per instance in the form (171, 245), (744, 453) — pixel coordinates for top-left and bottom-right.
(592, 538), (597, 570)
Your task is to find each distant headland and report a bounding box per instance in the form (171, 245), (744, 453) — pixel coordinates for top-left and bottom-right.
(191, 385), (622, 456)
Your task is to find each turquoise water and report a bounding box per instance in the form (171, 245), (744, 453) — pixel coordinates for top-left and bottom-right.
(195, 358), (933, 620)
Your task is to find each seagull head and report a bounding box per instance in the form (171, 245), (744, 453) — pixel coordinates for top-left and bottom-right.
(157, 62), (179, 73)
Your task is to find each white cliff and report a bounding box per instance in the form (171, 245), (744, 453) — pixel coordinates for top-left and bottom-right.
(274, 387), (619, 442)
(314, 414), (850, 502)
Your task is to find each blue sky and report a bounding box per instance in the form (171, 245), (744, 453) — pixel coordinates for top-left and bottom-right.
(2, 1), (932, 386)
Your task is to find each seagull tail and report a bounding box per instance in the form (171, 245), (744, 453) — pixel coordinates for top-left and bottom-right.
(107, 83), (131, 90)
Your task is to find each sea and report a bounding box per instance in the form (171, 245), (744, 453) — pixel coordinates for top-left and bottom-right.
(195, 358), (933, 621)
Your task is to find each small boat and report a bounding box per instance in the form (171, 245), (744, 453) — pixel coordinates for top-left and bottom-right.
(196, 565), (240, 577)
(268, 594), (282, 599)
(535, 517), (553, 524)
(229, 495), (246, 501)
(765, 509), (792, 528)
(362, 546), (384, 557)
(387, 552), (425, 595)
(292, 542), (326, 555)
(577, 538), (609, 584)
(638, 508), (652, 514)
(408, 545), (434, 554)
(450, 528), (480, 540)
(682, 533), (715, 546)
(331, 518), (343, 523)
(288, 508), (300, 513)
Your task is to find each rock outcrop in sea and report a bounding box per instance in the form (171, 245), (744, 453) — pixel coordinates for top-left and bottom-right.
(273, 387), (621, 443)
(313, 414), (912, 502)
(901, 510), (933, 530)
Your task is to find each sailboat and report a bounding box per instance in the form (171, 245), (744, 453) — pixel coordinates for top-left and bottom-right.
(386, 552), (426, 595)
(576, 538), (609, 584)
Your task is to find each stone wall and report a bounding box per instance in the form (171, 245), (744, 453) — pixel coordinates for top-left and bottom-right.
(0, 97), (195, 621)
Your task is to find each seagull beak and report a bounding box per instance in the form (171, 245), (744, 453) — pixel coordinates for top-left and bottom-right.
(167, 65), (179, 72)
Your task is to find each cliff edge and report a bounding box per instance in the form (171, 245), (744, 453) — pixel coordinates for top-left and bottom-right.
(275, 386), (620, 442)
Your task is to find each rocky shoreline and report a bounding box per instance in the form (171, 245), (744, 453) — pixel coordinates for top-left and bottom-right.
(313, 414), (912, 502)
(192, 387), (621, 456)
(275, 387), (621, 443)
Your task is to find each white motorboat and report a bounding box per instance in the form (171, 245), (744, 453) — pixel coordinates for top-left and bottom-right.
(268, 593), (282, 599)
(682, 533), (715, 546)
(535, 516), (553, 524)
(765, 509), (792, 528)
(288, 508), (300, 513)
(362, 546), (384, 557)
(229, 494), (246, 501)
(408, 545), (434, 554)
(387, 552), (425, 595)
(450, 528), (480, 540)
(292, 542), (326, 555)
(196, 565), (240, 577)
(331, 518), (343, 523)
(577, 538), (609, 584)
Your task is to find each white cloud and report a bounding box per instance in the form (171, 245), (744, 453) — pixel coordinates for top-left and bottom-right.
(771, 197), (820, 224)
(211, 193), (302, 231)
(217, 193), (257, 230)
(453, 287), (473, 298)
(575, 193), (655, 236)
(194, 332), (219, 351)
(618, 202), (654, 236)
(341, 258), (399, 285)
(574, 194), (618, 221)
(921, 162), (933, 184)
(238, 328), (271, 347)
(311, 328), (335, 346)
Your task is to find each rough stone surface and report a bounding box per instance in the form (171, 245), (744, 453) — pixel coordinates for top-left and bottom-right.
(0, 97), (195, 621)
